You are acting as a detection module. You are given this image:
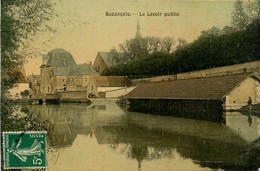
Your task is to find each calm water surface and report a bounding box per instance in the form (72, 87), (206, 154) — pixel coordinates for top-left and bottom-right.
(17, 100), (260, 170)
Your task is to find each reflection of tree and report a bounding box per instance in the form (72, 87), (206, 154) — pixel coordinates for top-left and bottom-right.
(20, 103), (260, 170)
(98, 123), (253, 170)
(44, 120), (77, 147)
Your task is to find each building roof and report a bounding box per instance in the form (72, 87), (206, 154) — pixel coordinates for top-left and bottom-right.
(68, 64), (97, 76)
(93, 76), (131, 87)
(135, 21), (142, 39)
(53, 64), (97, 76)
(53, 67), (70, 76)
(3, 65), (29, 83)
(45, 49), (77, 67)
(126, 73), (257, 100)
(97, 52), (116, 67)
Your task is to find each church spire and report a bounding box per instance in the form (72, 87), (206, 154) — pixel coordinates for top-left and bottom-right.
(135, 20), (142, 39)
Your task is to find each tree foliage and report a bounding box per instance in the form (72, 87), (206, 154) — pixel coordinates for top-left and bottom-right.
(1, 0), (56, 133)
(231, 0), (260, 30)
(110, 36), (177, 64)
(1, 0), (56, 69)
(1, 0), (56, 91)
(103, 20), (260, 78)
(102, 0), (260, 78)
(20, 90), (30, 97)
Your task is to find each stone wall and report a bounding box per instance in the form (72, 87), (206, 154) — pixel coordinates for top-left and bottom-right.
(98, 87), (136, 98)
(133, 61), (260, 85)
(59, 91), (88, 101)
(40, 66), (54, 94)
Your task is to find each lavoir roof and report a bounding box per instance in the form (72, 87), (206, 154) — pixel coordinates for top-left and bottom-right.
(126, 73), (259, 100)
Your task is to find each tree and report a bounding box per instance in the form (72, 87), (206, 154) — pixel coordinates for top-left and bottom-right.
(176, 38), (188, 50)
(147, 36), (162, 53)
(103, 20), (259, 78)
(20, 90), (30, 98)
(231, 0), (260, 30)
(161, 36), (175, 53)
(1, 0), (57, 133)
(231, 0), (249, 30)
(1, 0), (56, 90)
(110, 36), (175, 64)
(4, 0), (56, 65)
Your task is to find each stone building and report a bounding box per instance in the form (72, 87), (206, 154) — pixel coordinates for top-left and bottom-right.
(93, 21), (142, 73)
(40, 49), (97, 95)
(93, 52), (117, 74)
(27, 74), (41, 98)
(126, 73), (260, 121)
(87, 76), (132, 98)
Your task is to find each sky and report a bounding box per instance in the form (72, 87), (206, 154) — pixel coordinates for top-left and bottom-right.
(24, 0), (235, 75)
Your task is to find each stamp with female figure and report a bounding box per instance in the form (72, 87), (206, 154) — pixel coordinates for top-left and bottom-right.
(3, 131), (47, 169)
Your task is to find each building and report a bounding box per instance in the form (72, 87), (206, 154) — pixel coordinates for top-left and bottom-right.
(40, 49), (97, 95)
(27, 74), (41, 98)
(126, 73), (260, 121)
(87, 76), (133, 98)
(93, 52), (117, 73)
(4, 65), (30, 99)
(135, 20), (142, 39)
(93, 21), (143, 73)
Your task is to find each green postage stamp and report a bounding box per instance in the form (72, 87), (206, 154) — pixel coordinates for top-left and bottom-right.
(3, 131), (47, 169)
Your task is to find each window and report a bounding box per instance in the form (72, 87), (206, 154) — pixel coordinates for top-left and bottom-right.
(63, 79), (65, 82)
(92, 85), (93, 90)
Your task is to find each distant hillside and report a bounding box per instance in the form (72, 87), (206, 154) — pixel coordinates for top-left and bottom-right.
(102, 20), (260, 79)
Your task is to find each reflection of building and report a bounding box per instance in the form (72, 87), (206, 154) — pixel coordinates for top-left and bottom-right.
(87, 76), (132, 98)
(126, 73), (260, 120)
(4, 65), (30, 99)
(20, 100), (259, 170)
(224, 112), (260, 142)
(40, 49), (97, 95)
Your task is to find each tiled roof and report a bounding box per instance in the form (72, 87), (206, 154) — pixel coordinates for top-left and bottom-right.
(68, 64), (97, 76)
(46, 49), (77, 67)
(93, 76), (131, 87)
(126, 73), (256, 100)
(52, 64), (97, 76)
(53, 67), (70, 76)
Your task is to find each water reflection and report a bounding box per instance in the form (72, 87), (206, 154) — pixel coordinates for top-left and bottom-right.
(223, 111), (260, 143)
(18, 100), (260, 170)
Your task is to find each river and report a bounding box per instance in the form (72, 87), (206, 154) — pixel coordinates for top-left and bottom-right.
(15, 99), (260, 170)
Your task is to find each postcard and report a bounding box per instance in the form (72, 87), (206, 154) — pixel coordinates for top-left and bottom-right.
(1, 0), (260, 170)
